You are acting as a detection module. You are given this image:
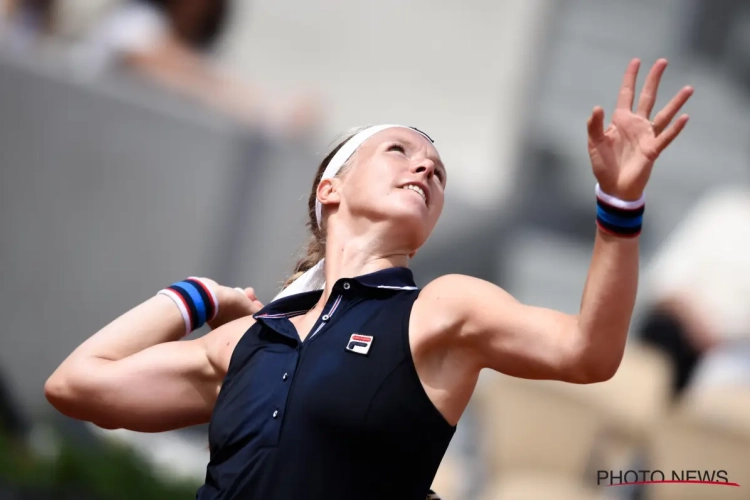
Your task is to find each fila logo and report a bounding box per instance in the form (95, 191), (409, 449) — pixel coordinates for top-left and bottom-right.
(346, 334), (374, 355)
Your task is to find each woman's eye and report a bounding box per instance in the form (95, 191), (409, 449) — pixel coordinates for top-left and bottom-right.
(387, 144), (406, 153)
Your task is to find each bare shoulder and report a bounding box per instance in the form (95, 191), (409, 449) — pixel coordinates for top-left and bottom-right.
(422, 273), (516, 299)
(411, 275), (463, 340)
(202, 315), (257, 376)
(412, 273), (529, 355)
(417, 274), (516, 322)
(411, 274), (511, 345)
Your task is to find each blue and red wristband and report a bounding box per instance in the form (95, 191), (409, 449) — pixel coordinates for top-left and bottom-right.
(595, 184), (645, 238)
(158, 277), (219, 336)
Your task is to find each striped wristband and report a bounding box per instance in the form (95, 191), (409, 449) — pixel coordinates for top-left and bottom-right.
(595, 183), (645, 238)
(158, 277), (219, 336)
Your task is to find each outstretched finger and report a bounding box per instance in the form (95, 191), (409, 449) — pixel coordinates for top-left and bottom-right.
(587, 106), (606, 144)
(636, 58), (668, 118)
(652, 86), (694, 134)
(655, 114), (689, 152)
(616, 58), (641, 111)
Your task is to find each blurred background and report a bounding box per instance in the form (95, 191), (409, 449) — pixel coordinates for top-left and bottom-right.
(1, 0), (750, 498)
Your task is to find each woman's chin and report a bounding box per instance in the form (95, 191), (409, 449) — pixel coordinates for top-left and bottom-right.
(387, 205), (428, 224)
(383, 209), (432, 240)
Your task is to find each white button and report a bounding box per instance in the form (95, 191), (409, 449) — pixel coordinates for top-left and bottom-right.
(322, 314), (330, 321)
(282, 373), (288, 381)
(273, 410), (279, 418)
(343, 282), (351, 290)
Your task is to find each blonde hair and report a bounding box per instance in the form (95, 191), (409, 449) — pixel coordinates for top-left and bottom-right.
(281, 126), (369, 290)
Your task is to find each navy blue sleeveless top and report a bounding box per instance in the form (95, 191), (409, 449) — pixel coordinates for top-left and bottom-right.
(196, 267), (456, 499)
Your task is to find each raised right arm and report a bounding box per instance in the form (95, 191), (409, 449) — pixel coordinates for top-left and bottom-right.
(44, 291), (258, 433)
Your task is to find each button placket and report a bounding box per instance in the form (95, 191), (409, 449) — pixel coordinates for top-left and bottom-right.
(307, 293), (344, 342)
(267, 353), (298, 441)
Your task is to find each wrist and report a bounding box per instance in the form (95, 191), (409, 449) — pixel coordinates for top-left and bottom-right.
(595, 183), (645, 209)
(595, 183), (644, 238)
(153, 294), (199, 340)
(157, 277), (219, 337)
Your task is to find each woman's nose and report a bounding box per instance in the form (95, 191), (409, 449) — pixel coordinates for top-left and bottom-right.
(413, 159), (436, 178)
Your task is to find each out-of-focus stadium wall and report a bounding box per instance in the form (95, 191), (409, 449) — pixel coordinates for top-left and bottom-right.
(0, 53), (314, 414)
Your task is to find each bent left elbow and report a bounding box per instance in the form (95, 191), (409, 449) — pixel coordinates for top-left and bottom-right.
(573, 354), (623, 384)
(562, 323), (628, 384)
(583, 362), (620, 384)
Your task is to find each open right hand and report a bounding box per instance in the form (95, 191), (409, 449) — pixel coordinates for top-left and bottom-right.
(195, 278), (265, 330)
(587, 58), (692, 201)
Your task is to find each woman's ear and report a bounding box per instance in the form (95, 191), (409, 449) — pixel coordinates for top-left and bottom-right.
(317, 178), (342, 209)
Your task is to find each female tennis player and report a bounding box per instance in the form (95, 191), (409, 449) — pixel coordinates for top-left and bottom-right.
(45, 58), (692, 499)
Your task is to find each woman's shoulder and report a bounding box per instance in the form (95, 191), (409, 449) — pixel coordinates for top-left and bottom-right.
(412, 274), (484, 332)
(202, 316), (258, 374)
(420, 273), (504, 302)
(414, 273), (516, 335)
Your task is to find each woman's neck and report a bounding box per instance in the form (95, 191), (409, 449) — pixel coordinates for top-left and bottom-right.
(316, 235), (409, 308)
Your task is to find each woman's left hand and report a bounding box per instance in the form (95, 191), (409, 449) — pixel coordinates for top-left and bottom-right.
(587, 58), (693, 201)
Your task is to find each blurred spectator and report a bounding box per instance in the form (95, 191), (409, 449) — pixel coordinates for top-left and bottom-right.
(0, 0), (56, 52)
(640, 186), (750, 395)
(75, 0), (318, 135)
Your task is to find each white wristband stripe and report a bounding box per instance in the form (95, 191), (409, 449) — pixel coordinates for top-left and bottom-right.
(595, 183), (645, 209)
(158, 289), (192, 337)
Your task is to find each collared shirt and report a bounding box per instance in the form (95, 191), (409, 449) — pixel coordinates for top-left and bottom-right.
(197, 267), (456, 500)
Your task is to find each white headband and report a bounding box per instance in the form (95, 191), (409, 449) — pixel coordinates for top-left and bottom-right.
(314, 124), (433, 228)
(272, 124), (433, 302)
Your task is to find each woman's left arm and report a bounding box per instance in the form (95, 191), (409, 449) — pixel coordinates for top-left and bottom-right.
(425, 58), (693, 384)
(425, 233), (637, 384)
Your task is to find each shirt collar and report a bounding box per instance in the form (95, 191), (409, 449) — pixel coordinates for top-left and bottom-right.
(254, 267), (418, 319)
